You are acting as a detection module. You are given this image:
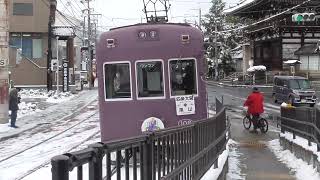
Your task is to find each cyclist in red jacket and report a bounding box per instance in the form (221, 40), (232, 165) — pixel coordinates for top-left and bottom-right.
(244, 87), (264, 132)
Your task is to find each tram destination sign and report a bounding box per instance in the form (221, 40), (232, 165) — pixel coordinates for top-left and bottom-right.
(175, 95), (195, 116)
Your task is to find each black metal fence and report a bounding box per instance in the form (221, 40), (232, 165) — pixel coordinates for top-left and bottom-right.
(280, 106), (320, 151)
(51, 99), (229, 180)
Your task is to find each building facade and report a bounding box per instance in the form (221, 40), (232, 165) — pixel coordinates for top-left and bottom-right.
(8, 0), (50, 86)
(226, 0), (320, 77)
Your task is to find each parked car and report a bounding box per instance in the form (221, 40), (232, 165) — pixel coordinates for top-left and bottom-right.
(272, 76), (317, 107)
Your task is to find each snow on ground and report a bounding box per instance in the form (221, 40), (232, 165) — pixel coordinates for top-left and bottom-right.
(201, 139), (245, 180)
(226, 139), (245, 180)
(18, 102), (42, 118)
(20, 88), (74, 104)
(280, 132), (320, 162)
(19, 89), (51, 99)
(46, 91), (74, 103)
(0, 108), (100, 180)
(0, 89), (77, 131)
(268, 139), (320, 180)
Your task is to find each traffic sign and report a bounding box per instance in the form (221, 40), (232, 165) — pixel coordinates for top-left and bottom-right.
(51, 59), (58, 71)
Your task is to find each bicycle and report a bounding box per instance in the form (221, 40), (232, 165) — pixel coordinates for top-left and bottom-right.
(243, 112), (269, 133)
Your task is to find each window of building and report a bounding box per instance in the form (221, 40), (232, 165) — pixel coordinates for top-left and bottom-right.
(299, 56), (309, 70)
(13, 3), (33, 16)
(136, 60), (164, 99)
(32, 39), (43, 58)
(104, 62), (132, 100)
(169, 59), (197, 96)
(309, 56), (319, 70)
(10, 33), (43, 59)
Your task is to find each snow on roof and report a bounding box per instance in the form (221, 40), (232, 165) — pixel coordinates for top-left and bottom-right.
(247, 65), (266, 72)
(224, 0), (256, 14)
(283, 60), (301, 64)
(231, 51), (243, 59)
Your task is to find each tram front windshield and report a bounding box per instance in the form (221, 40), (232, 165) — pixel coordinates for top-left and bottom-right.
(104, 63), (131, 99)
(170, 59), (197, 96)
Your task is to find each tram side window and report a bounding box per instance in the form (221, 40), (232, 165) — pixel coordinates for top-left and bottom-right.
(104, 63), (131, 99)
(136, 61), (164, 98)
(170, 59), (197, 96)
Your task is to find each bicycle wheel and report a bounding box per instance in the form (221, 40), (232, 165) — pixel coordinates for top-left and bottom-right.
(243, 116), (251, 130)
(259, 118), (268, 133)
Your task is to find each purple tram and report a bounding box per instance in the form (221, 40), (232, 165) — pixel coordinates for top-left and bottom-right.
(96, 23), (207, 142)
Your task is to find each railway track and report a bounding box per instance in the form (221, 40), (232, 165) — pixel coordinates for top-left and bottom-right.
(0, 98), (99, 162)
(0, 109), (99, 164)
(16, 130), (101, 180)
(0, 101), (101, 180)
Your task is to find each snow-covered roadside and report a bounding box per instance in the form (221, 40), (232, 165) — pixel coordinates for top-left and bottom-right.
(20, 89), (74, 104)
(0, 89), (98, 139)
(280, 132), (320, 161)
(268, 138), (320, 180)
(0, 89), (76, 132)
(201, 139), (245, 180)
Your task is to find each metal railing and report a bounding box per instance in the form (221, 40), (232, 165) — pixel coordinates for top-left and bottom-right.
(51, 99), (229, 180)
(279, 107), (320, 151)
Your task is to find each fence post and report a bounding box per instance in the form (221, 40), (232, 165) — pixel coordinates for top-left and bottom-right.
(280, 108), (285, 134)
(214, 123), (218, 169)
(192, 123), (199, 178)
(89, 143), (104, 180)
(316, 108), (320, 152)
(143, 134), (153, 180)
(216, 97), (223, 112)
(51, 155), (70, 180)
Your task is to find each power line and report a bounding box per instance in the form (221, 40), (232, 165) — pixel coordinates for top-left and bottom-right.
(57, 0), (82, 18)
(70, 0), (85, 12)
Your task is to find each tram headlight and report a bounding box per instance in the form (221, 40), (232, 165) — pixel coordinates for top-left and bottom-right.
(106, 39), (115, 48)
(181, 35), (190, 43)
(150, 31), (157, 38)
(138, 31), (147, 39)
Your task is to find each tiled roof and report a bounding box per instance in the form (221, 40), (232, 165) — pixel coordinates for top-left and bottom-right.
(224, 0), (257, 14)
(294, 44), (319, 55)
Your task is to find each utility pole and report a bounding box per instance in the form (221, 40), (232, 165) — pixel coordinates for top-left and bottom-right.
(85, 0), (93, 89)
(47, 0), (57, 91)
(56, 36), (59, 93)
(0, 0), (9, 124)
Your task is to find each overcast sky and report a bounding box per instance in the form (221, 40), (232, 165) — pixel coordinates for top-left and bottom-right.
(58, 0), (240, 30)
(93, 0), (240, 29)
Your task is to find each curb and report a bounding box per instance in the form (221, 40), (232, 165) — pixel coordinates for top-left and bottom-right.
(206, 81), (273, 88)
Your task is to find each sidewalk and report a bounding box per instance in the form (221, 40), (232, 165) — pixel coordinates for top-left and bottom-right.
(0, 89), (98, 141)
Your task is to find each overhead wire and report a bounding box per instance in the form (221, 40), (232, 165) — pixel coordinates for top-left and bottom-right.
(57, 0), (82, 19)
(70, 0), (85, 13)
